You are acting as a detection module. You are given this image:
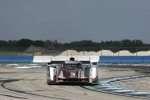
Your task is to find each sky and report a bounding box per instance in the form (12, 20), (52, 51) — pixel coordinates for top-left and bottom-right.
(0, 0), (150, 43)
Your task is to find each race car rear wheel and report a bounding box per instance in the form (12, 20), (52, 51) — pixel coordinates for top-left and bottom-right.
(88, 78), (92, 83)
(47, 79), (53, 85)
(47, 76), (58, 85)
(47, 79), (57, 85)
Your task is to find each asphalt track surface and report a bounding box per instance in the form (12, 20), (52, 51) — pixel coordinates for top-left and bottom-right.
(0, 65), (149, 100)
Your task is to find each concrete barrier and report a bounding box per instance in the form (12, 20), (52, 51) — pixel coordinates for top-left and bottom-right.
(100, 56), (150, 63)
(33, 56), (51, 63)
(0, 56), (33, 63)
(1, 55), (150, 63)
(0, 56), (99, 63)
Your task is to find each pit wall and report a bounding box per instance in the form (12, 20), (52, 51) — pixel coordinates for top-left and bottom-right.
(0, 55), (150, 63)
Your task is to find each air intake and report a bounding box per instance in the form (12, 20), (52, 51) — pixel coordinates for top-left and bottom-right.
(70, 57), (75, 61)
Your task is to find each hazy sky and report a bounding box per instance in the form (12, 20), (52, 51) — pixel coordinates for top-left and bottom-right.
(0, 0), (150, 43)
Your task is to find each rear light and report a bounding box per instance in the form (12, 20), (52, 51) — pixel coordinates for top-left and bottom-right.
(70, 72), (76, 76)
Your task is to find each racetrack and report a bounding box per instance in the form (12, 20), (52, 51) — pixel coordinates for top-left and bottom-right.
(0, 64), (149, 100)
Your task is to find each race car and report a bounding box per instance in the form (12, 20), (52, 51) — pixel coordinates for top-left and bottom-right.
(47, 57), (98, 85)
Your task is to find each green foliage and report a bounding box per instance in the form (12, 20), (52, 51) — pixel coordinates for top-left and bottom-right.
(16, 39), (33, 48)
(33, 40), (45, 47)
(0, 39), (149, 52)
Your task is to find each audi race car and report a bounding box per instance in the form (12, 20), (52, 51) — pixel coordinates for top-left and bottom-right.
(47, 57), (98, 85)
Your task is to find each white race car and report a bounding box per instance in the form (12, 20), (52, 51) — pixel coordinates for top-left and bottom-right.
(47, 57), (98, 85)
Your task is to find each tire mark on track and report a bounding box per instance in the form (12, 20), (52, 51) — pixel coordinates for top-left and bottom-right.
(1, 79), (70, 100)
(82, 75), (150, 100)
(0, 79), (27, 99)
(0, 93), (28, 99)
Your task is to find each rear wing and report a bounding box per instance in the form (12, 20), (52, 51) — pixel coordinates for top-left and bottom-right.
(48, 56), (99, 64)
(48, 56), (91, 64)
(48, 61), (64, 64)
(81, 61), (91, 64)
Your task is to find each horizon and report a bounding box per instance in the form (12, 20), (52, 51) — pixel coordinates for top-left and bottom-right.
(0, 38), (149, 44)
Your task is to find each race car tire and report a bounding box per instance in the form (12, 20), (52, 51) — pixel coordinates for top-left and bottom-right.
(47, 79), (53, 85)
(47, 80), (57, 85)
(47, 77), (58, 85)
(88, 78), (92, 83)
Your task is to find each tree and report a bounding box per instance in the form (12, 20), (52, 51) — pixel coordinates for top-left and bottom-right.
(16, 39), (33, 48)
(33, 40), (45, 47)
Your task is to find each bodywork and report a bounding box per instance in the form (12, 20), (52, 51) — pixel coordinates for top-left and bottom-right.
(47, 58), (98, 85)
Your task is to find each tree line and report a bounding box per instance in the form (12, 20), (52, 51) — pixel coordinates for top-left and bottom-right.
(0, 39), (149, 52)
